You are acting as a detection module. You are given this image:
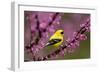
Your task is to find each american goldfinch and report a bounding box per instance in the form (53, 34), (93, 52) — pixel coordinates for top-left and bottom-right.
(45, 29), (64, 47)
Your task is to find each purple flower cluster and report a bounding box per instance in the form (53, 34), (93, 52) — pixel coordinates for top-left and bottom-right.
(65, 18), (90, 53)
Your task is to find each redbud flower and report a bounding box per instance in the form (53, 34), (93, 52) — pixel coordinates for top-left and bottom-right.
(39, 22), (47, 29)
(79, 34), (87, 40)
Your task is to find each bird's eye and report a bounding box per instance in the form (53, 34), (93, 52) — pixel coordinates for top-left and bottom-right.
(61, 31), (64, 34)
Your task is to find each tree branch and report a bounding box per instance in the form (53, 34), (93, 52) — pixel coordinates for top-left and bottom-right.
(33, 18), (90, 61)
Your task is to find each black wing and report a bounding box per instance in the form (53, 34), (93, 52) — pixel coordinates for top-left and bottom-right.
(46, 39), (61, 46)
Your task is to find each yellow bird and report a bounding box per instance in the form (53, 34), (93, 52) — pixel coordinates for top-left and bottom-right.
(45, 29), (64, 47)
